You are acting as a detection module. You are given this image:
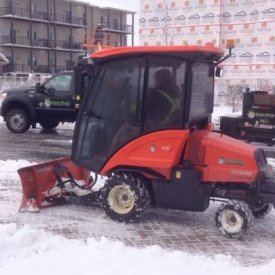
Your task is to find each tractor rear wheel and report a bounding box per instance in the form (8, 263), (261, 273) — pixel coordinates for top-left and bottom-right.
(100, 173), (150, 223)
(248, 202), (273, 218)
(215, 200), (253, 239)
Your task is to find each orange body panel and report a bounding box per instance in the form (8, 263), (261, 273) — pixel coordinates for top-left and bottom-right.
(101, 130), (190, 179)
(184, 130), (259, 183)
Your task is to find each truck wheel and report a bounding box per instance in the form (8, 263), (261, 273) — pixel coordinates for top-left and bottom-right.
(6, 108), (30, 133)
(215, 200), (253, 239)
(39, 120), (59, 130)
(100, 173), (150, 223)
(248, 202), (273, 218)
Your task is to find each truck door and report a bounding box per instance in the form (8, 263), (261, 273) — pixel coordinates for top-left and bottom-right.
(34, 72), (76, 121)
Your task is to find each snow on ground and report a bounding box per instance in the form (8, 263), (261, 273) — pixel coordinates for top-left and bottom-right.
(0, 160), (275, 274)
(1, 222), (275, 275)
(1, 104), (275, 273)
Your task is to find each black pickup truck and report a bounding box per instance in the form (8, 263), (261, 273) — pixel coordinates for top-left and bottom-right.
(0, 65), (93, 133)
(220, 91), (275, 143)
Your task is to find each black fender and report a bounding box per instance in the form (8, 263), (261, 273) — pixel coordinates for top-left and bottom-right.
(1, 96), (36, 122)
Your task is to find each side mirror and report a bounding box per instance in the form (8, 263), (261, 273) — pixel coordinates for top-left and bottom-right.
(215, 67), (223, 77)
(35, 82), (42, 93)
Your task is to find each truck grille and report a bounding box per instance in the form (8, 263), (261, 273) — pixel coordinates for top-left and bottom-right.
(255, 148), (267, 168)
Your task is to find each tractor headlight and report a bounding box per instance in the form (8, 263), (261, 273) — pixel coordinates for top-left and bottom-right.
(0, 92), (7, 105)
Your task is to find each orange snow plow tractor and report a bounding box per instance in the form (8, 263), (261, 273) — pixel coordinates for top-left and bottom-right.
(18, 42), (275, 239)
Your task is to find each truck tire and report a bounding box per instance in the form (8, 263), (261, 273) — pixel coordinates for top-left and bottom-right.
(100, 173), (150, 223)
(215, 200), (253, 239)
(6, 108), (30, 133)
(248, 202), (273, 218)
(39, 120), (60, 130)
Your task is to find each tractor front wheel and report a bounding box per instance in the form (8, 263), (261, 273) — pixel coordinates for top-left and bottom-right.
(100, 173), (150, 223)
(215, 200), (253, 239)
(248, 202), (273, 218)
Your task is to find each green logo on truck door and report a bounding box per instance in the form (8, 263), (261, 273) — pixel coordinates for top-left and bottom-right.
(39, 99), (70, 108)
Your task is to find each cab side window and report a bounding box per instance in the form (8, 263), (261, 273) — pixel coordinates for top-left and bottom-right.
(44, 74), (72, 92)
(189, 63), (214, 121)
(144, 57), (186, 132)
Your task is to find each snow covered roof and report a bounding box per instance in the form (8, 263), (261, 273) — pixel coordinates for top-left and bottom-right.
(68, 0), (135, 13)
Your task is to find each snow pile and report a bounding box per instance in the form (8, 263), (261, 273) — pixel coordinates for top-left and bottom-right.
(0, 159), (33, 181)
(212, 104), (240, 131)
(0, 223), (274, 275)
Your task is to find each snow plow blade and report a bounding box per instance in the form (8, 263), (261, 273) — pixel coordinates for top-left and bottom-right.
(18, 157), (96, 213)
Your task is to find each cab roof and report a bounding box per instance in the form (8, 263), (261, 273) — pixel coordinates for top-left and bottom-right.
(91, 44), (224, 63)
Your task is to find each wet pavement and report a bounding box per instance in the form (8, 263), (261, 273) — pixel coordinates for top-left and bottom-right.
(1, 122), (275, 266)
(0, 123), (73, 162)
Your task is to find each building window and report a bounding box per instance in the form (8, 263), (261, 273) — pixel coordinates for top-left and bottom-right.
(4, 0), (12, 12)
(112, 18), (118, 29)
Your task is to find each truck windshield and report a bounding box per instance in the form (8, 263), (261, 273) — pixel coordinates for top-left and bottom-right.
(44, 74), (72, 92)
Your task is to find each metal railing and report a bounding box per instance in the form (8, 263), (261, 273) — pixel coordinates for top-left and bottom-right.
(1, 36), (81, 49)
(0, 6), (12, 16)
(72, 42), (82, 49)
(12, 64), (31, 72)
(56, 40), (83, 50)
(36, 65), (50, 73)
(55, 66), (66, 72)
(56, 40), (70, 49)
(0, 7), (86, 26)
(0, 6), (30, 17)
(32, 39), (49, 48)
(100, 21), (133, 33)
(2, 35), (30, 46)
(32, 11), (48, 21)
(52, 13), (86, 25)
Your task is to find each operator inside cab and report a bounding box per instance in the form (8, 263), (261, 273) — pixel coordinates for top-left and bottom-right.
(145, 68), (181, 131)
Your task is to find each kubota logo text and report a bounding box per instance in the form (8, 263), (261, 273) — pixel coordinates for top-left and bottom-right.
(218, 157), (244, 166)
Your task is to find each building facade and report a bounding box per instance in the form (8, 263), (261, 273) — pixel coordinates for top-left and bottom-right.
(0, 0), (135, 74)
(139, 0), (275, 93)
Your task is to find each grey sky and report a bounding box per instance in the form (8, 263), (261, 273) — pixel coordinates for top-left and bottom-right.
(114, 0), (138, 13)
(104, 0), (139, 44)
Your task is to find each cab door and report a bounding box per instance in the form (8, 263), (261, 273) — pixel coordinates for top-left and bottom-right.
(34, 72), (76, 121)
(73, 57), (146, 172)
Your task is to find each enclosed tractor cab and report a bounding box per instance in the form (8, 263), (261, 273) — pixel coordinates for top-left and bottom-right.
(19, 43), (275, 239)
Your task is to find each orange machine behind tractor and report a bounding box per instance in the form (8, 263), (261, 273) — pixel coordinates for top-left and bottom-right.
(18, 41), (275, 239)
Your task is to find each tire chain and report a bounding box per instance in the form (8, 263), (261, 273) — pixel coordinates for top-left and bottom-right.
(100, 173), (151, 222)
(216, 200), (253, 239)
